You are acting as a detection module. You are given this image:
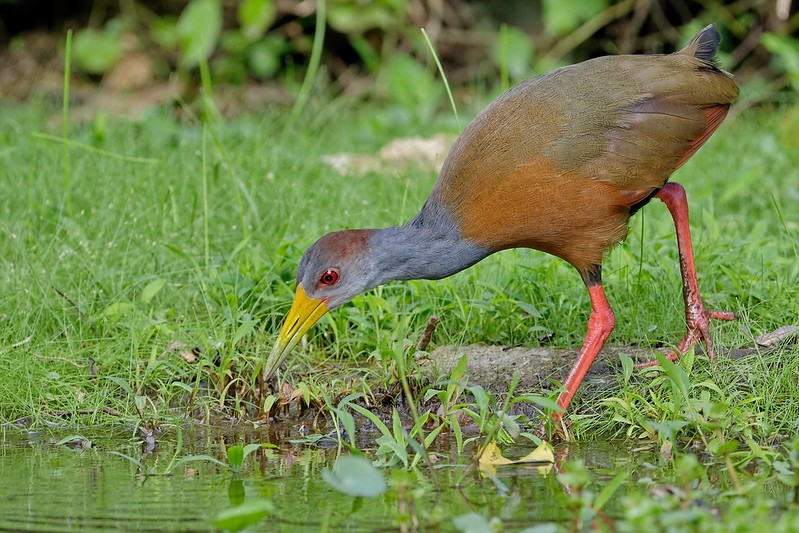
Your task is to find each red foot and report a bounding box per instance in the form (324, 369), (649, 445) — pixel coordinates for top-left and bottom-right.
(637, 305), (736, 368)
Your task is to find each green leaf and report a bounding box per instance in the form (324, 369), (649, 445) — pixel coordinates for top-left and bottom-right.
(152, 16), (179, 49)
(445, 355), (468, 406)
(383, 54), (443, 114)
(762, 33), (799, 91)
(542, 0), (607, 35)
(242, 442), (270, 459)
(498, 411), (520, 439)
(328, 3), (398, 34)
(228, 445), (244, 470)
(655, 351), (690, 403)
(619, 353), (634, 383)
(231, 316), (257, 345)
(349, 403), (392, 438)
(100, 302), (134, 321)
(176, 0), (222, 68)
(105, 376), (134, 396)
(237, 0), (276, 41)
(248, 38), (282, 79)
(109, 450), (147, 471)
(594, 469), (627, 510)
(168, 453), (229, 472)
(73, 28), (122, 74)
(452, 512), (492, 533)
(140, 278), (166, 304)
(321, 455), (386, 497)
(212, 498), (273, 532)
(512, 394), (564, 413)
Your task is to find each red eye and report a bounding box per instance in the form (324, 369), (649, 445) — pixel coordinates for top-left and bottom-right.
(318, 268), (339, 287)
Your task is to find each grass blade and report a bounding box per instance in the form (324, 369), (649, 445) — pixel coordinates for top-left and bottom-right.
(421, 28), (460, 132)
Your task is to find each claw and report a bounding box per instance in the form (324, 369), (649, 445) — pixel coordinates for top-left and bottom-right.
(636, 304), (736, 369)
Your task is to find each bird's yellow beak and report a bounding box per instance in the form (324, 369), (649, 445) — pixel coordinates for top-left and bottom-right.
(263, 284), (329, 381)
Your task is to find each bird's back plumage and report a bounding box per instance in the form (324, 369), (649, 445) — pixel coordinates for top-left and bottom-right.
(424, 24), (738, 275)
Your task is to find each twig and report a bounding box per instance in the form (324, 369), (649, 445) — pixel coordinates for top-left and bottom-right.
(6, 335), (33, 350)
(547, 0), (637, 61)
(417, 315), (439, 351)
(39, 356), (86, 368)
(53, 286), (89, 321)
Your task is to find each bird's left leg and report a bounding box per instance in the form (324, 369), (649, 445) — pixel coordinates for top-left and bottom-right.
(538, 269), (615, 437)
(638, 182), (736, 369)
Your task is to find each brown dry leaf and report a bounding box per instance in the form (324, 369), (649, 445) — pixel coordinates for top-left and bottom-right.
(162, 342), (197, 363)
(280, 383), (293, 403)
(660, 439), (673, 461)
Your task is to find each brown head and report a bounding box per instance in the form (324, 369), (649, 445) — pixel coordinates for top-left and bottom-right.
(263, 229), (379, 379)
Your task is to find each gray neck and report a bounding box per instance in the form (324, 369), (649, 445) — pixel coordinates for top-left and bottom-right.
(368, 209), (491, 285)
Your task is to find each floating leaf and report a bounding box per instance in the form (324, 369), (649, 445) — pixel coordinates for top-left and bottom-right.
(212, 498), (273, 532)
(518, 441), (555, 464)
(322, 455), (386, 497)
(479, 440), (554, 477)
(452, 512), (493, 533)
(478, 441), (514, 468)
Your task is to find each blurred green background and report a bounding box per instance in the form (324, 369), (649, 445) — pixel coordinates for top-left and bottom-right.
(0, 0), (797, 116)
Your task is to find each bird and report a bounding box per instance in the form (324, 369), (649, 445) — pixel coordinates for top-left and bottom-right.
(263, 24), (739, 425)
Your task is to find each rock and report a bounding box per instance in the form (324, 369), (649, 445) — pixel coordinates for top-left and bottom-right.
(418, 343), (661, 396)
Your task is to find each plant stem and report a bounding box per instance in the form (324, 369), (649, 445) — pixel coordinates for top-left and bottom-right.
(289, 0), (326, 126)
(62, 30), (72, 217)
(421, 28), (461, 132)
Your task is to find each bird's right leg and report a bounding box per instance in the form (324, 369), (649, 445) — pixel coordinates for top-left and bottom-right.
(638, 182), (736, 369)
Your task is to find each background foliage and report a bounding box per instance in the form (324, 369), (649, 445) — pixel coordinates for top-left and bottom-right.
(0, 0), (798, 110)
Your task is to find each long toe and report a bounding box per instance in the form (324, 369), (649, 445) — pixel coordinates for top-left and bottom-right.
(636, 306), (736, 369)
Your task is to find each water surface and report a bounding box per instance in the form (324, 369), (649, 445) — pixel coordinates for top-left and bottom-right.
(0, 428), (665, 531)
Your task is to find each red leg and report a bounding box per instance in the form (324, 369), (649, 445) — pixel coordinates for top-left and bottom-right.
(555, 284), (616, 413)
(638, 182), (735, 369)
(538, 283), (615, 437)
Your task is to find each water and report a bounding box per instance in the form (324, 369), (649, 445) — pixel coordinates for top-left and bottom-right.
(0, 428), (674, 531)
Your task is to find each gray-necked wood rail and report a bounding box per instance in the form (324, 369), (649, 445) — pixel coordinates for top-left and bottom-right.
(264, 24), (739, 423)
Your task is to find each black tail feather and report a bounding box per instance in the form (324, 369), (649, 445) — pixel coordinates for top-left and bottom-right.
(685, 24), (721, 63)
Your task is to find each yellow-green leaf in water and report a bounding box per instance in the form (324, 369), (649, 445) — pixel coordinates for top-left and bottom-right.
(518, 441), (555, 464)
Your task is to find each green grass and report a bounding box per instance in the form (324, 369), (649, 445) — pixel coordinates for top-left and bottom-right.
(0, 96), (797, 440)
